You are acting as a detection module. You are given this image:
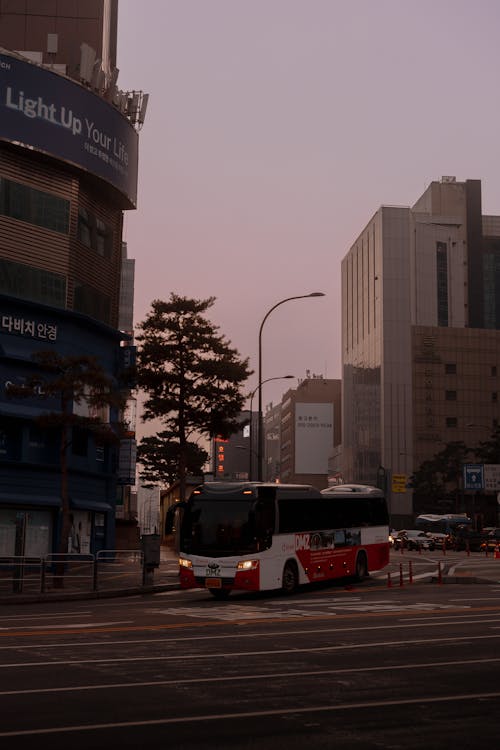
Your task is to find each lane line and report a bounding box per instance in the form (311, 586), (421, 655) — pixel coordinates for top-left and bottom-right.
(2, 633), (500, 668)
(1, 615), (500, 650)
(3, 603), (500, 637)
(1, 656), (499, 697)
(1, 691), (500, 737)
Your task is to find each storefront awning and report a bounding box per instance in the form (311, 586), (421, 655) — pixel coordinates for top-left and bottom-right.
(70, 498), (112, 512)
(0, 493), (60, 507)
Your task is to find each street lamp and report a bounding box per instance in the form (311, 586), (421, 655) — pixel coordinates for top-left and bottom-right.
(257, 292), (325, 481)
(247, 375), (294, 480)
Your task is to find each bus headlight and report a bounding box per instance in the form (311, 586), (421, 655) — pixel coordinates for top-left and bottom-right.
(237, 559), (259, 571)
(179, 557), (193, 568)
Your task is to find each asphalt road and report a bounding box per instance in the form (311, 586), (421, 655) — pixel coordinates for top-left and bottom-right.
(1, 577), (500, 749)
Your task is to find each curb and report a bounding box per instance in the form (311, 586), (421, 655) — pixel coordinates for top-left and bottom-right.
(0, 581), (180, 606)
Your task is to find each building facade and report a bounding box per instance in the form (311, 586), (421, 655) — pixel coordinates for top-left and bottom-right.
(0, 1), (143, 556)
(342, 177), (500, 526)
(278, 377), (341, 490)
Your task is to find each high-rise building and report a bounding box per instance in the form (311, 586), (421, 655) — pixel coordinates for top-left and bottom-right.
(342, 177), (500, 526)
(0, 1), (145, 556)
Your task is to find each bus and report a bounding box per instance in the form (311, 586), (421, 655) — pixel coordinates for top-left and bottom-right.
(178, 481), (390, 598)
(415, 513), (472, 537)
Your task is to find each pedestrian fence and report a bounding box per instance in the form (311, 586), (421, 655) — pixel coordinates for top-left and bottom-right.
(0, 550), (145, 596)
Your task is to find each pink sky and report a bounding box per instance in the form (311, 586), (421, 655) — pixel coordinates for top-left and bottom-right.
(116, 0), (500, 430)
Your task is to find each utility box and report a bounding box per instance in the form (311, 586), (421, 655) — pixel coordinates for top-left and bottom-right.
(141, 533), (160, 570)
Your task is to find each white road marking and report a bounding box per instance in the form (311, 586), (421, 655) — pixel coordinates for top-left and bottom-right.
(1, 656), (499, 697)
(2, 691), (500, 737)
(2, 633), (500, 668)
(0, 621), (132, 631)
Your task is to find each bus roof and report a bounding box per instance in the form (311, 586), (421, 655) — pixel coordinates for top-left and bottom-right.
(416, 513), (470, 522)
(321, 484), (384, 497)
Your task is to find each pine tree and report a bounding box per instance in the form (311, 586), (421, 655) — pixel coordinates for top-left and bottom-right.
(136, 295), (252, 499)
(137, 431), (208, 487)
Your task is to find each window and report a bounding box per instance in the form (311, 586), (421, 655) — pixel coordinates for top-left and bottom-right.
(28, 426), (44, 447)
(0, 258), (66, 307)
(445, 363), (456, 374)
(0, 177), (69, 233)
(446, 417), (457, 428)
(74, 282), (111, 324)
(0, 424), (22, 460)
(445, 390), (457, 401)
(72, 427), (88, 457)
(436, 241), (449, 326)
(77, 207), (113, 258)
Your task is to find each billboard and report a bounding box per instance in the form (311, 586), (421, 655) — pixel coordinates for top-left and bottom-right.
(0, 52), (138, 207)
(295, 402), (334, 474)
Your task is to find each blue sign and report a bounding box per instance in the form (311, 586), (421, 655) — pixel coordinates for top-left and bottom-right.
(0, 52), (138, 207)
(463, 464), (484, 490)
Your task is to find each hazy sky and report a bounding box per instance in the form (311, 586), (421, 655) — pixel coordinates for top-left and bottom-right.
(117, 0), (500, 420)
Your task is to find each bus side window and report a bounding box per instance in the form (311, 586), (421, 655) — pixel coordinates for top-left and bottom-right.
(255, 499), (275, 542)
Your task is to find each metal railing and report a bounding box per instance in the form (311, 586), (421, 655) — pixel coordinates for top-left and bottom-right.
(0, 550), (145, 596)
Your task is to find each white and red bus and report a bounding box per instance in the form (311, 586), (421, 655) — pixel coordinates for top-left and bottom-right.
(178, 481), (390, 598)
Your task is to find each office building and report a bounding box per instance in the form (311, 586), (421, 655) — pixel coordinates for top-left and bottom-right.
(278, 376), (341, 490)
(342, 177), (500, 526)
(0, 1), (145, 556)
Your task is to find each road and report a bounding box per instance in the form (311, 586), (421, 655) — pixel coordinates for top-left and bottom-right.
(1, 576), (500, 749)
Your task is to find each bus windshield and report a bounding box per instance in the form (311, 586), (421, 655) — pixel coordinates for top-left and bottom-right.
(181, 497), (262, 556)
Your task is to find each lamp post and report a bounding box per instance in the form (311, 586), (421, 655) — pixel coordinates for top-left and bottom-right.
(257, 293), (325, 481)
(247, 375), (294, 480)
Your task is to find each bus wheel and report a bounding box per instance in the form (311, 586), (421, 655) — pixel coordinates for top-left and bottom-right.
(282, 561), (299, 594)
(209, 588), (230, 600)
(355, 552), (368, 581)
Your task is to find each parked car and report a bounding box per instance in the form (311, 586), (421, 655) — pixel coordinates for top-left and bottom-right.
(393, 530), (434, 551)
(480, 528), (500, 553)
(453, 528), (488, 551)
(427, 532), (453, 549)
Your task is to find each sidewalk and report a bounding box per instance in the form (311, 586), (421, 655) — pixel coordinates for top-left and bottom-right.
(2, 548), (500, 605)
(0, 545), (181, 606)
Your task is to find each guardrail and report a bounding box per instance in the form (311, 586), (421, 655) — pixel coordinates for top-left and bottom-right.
(0, 550), (145, 596)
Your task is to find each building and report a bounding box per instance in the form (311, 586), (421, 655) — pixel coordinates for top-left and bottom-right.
(278, 376), (341, 490)
(0, 1), (145, 556)
(263, 401), (282, 482)
(341, 176), (500, 526)
(211, 413), (252, 481)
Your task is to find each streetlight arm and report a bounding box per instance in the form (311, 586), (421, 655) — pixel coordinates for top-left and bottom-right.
(258, 293), (324, 342)
(257, 292), (325, 482)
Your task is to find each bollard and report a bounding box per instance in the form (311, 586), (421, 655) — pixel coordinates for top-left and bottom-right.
(437, 561), (443, 585)
(408, 560), (413, 584)
(387, 571), (392, 588)
(399, 562), (404, 587)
